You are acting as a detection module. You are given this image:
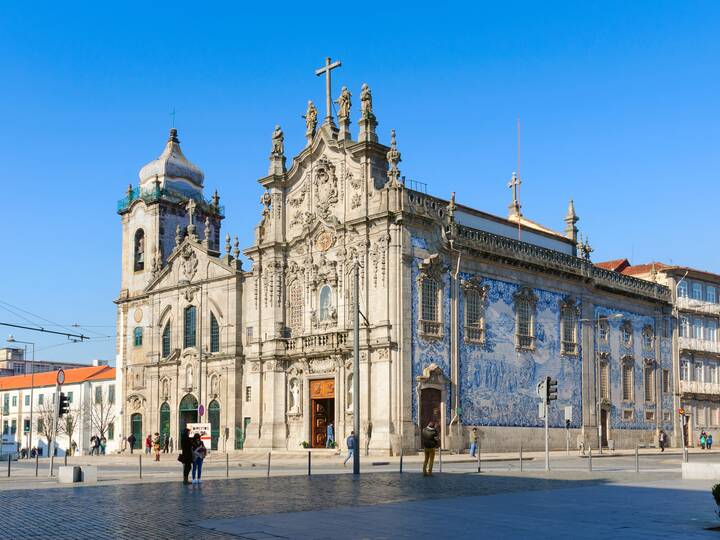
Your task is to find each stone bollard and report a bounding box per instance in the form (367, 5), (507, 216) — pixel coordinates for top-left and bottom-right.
(588, 448), (592, 471)
(519, 445), (523, 472)
(57, 466), (81, 483)
(226, 453), (229, 478)
(267, 452), (271, 477)
(399, 447), (404, 474)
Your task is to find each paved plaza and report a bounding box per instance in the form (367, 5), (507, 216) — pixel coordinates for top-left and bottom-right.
(2, 461), (720, 539)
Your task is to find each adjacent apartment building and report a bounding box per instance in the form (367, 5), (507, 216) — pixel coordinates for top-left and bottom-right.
(597, 260), (720, 447)
(0, 347), (102, 377)
(0, 364), (117, 456)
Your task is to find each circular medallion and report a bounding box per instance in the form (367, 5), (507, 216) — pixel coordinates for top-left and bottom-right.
(133, 308), (143, 323)
(316, 231), (333, 252)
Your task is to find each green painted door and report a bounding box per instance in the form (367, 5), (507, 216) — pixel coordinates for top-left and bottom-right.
(208, 400), (220, 451)
(131, 413), (142, 449)
(178, 394), (198, 434)
(159, 402), (170, 441)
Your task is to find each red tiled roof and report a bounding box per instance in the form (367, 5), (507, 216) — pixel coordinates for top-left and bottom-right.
(595, 259), (630, 272)
(622, 262), (669, 276)
(0, 366), (115, 391)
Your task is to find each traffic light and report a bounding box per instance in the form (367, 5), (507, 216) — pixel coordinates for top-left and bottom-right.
(546, 377), (558, 402)
(58, 392), (71, 417)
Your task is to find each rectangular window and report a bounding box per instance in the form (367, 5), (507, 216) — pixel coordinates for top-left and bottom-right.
(598, 319), (609, 342)
(23, 419), (30, 433)
(11, 419), (16, 434)
(707, 320), (718, 342)
(644, 366), (655, 402)
(108, 385), (115, 404)
(108, 422), (115, 440)
(38, 394), (44, 405)
(692, 282), (703, 300)
(662, 369), (670, 393)
(645, 411), (655, 422)
(184, 306), (197, 349)
(246, 326), (253, 339)
(678, 280), (688, 298)
(622, 409), (634, 421)
(694, 362), (703, 382)
(693, 318), (703, 340)
(133, 327), (143, 347)
(245, 386), (252, 402)
(710, 365), (719, 384)
(24, 395), (29, 407)
(561, 307), (578, 355)
(515, 293), (536, 350)
(162, 324), (171, 358)
(600, 363), (610, 399)
(11, 395), (17, 407)
(67, 391), (73, 403)
(95, 386), (103, 405)
(622, 364), (634, 401)
(210, 314), (220, 353)
(421, 278), (441, 336)
(464, 289), (484, 342)
(289, 285), (303, 336)
(37, 418), (44, 434)
(680, 361), (689, 381)
(2, 394), (8, 415)
(2, 421), (7, 435)
(663, 411), (671, 423)
(680, 316), (690, 338)
(708, 286), (717, 303)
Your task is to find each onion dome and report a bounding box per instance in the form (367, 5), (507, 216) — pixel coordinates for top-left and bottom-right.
(139, 129), (204, 195)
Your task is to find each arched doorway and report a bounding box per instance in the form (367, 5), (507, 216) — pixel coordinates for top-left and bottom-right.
(420, 388), (441, 429)
(208, 400), (220, 450)
(178, 394), (198, 435)
(130, 413), (142, 450)
(159, 402), (171, 441)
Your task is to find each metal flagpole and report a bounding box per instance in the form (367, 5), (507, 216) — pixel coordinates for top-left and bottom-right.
(353, 259), (361, 475)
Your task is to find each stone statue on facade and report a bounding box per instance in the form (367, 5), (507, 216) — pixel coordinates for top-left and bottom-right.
(361, 83), (373, 117)
(303, 100), (318, 144)
(271, 125), (284, 156)
(289, 378), (300, 413)
(335, 86), (352, 120)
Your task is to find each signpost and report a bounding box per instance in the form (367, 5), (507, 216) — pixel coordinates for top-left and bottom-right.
(187, 422), (212, 453)
(49, 369), (64, 477)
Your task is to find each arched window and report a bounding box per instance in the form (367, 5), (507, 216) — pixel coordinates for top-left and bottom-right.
(560, 300), (578, 355)
(621, 320), (633, 347)
(462, 281), (487, 344)
(133, 327), (143, 347)
(514, 287), (537, 350)
(162, 323), (171, 358)
(289, 284), (303, 335)
(210, 313), (220, 353)
(319, 285), (332, 321)
(134, 229), (145, 271)
(184, 306), (196, 349)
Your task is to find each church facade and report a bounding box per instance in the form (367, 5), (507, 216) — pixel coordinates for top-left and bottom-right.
(116, 73), (674, 453)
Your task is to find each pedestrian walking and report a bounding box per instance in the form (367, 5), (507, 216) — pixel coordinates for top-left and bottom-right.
(100, 436), (107, 455)
(179, 428), (193, 485)
(709, 434), (714, 450)
(658, 429), (667, 452)
(89, 435), (96, 455)
(469, 428), (478, 457)
(343, 431), (355, 466)
(326, 422), (335, 448)
(170, 437), (174, 453)
(127, 433), (136, 454)
(153, 432), (161, 461)
(145, 434), (152, 455)
(421, 421), (440, 476)
(191, 433), (207, 484)
(71, 440), (77, 456)
(162, 433), (169, 453)
(701, 432), (707, 450)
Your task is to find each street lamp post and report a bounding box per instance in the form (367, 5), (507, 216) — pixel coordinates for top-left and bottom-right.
(6, 335), (35, 457)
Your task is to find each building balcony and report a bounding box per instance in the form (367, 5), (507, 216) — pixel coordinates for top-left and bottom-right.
(679, 337), (720, 355)
(677, 296), (720, 315)
(680, 380), (720, 396)
(284, 332), (349, 354)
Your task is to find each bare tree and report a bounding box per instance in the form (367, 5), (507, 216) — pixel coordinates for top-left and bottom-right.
(59, 413), (79, 454)
(89, 388), (116, 440)
(34, 401), (57, 453)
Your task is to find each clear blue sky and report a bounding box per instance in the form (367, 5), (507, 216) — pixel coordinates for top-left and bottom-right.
(0, 2), (718, 363)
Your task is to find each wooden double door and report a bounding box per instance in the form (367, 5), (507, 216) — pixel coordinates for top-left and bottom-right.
(310, 379), (335, 448)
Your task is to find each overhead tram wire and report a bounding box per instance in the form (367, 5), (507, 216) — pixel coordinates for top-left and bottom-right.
(0, 299), (88, 338)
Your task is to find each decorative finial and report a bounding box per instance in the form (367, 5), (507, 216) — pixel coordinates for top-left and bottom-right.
(386, 129), (402, 187)
(204, 217), (211, 245)
(225, 233), (231, 255)
(186, 198), (197, 239)
(650, 262), (658, 282)
(446, 192), (458, 240)
(582, 236), (593, 260)
(175, 224), (183, 247)
(508, 172), (522, 218)
(233, 236), (240, 260)
(212, 189), (220, 210)
(564, 198), (579, 244)
(315, 56), (342, 125)
(168, 128), (179, 144)
(127, 183), (134, 201)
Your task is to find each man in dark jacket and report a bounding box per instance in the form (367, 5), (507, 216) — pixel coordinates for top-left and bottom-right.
(422, 422), (440, 476)
(127, 434), (136, 454)
(180, 428), (193, 484)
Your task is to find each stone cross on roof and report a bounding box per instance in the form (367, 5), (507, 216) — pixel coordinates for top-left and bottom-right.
(315, 57), (342, 123)
(507, 172), (522, 218)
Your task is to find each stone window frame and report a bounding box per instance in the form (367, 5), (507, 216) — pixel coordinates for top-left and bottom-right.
(210, 312), (220, 353)
(645, 410), (655, 422)
(161, 322), (172, 359)
(620, 320), (633, 348)
(461, 277), (488, 344)
(598, 316), (610, 343)
(319, 284), (334, 322)
(642, 325), (655, 351)
(598, 352), (611, 400)
(134, 228), (145, 272)
(514, 286), (538, 351)
(621, 356), (635, 402)
(416, 255), (446, 340)
(643, 359), (656, 403)
(560, 297), (579, 356)
(622, 409), (634, 422)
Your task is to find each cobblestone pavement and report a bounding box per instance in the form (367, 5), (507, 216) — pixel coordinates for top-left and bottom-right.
(0, 471), (636, 539)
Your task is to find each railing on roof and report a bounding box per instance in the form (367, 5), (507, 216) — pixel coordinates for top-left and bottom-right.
(402, 177), (428, 194)
(117, 185), (225, 216)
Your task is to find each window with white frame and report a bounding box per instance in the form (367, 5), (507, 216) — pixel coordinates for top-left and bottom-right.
(694, 361), (703, 382)
(708, 286), (717, 303)
(679, 316), (690, 337)
(514, 287), (537, 350)
(692, 282), (703, 300)
(621, 321), (633, 347)
(680, 360), (690, 381)
(693, 318), (703, 340)
(644, 364), (655, 402)
(420, 277), (441, 337)
(707, 320), (718, 342)
(622, 361), (634, 401)
(677, 280), (688, 298)
(463, 283), (486, 343)
(560, 300), (578, 355)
